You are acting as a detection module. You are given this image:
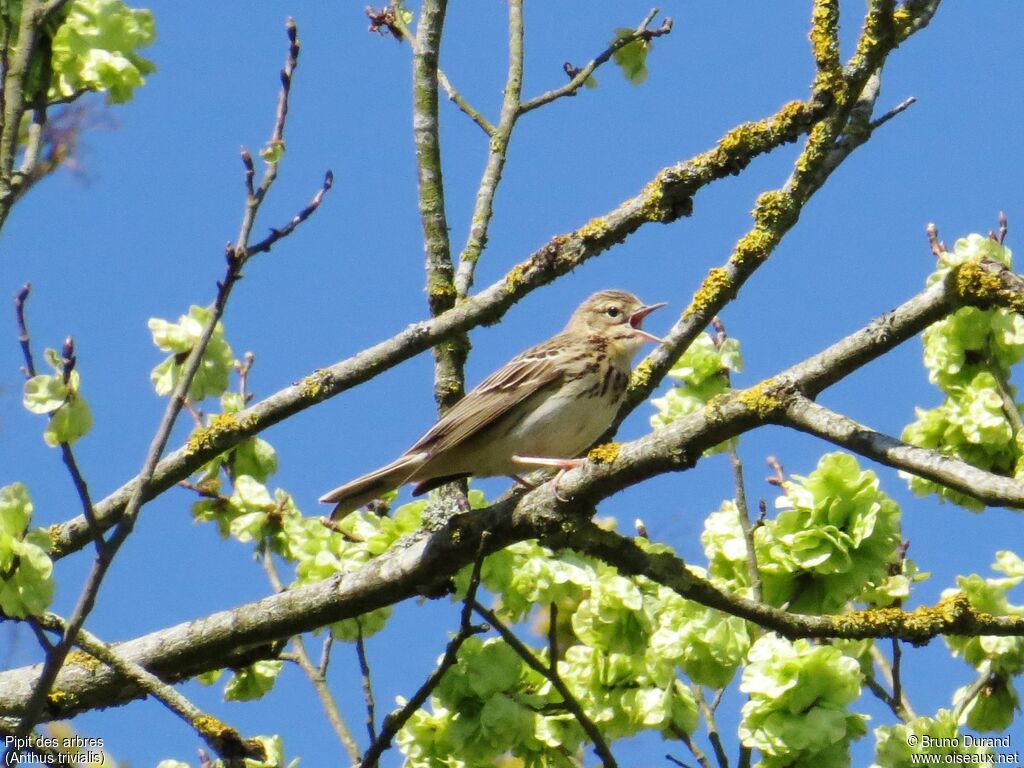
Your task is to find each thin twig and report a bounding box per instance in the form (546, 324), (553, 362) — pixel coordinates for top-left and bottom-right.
(693, 686), (729, 768)
(863, 668), (905, 720)
(868, 95), (916, 131)
(356, 621), (377, 742)
(452, 0), (524, 298)
(15, 288), (103, 550)
(358, 533), (491, 768)
(952, 665), (993, 723)
(437, 69), (494, 135)
(672, 725), (711, 768)
(547, 602), (559, 672)
(245, 169), (333, 256)
(262, 551), (360, 760)
(890, 636), (904, 716)
(14, 283), (35, 377)
(473, 601), (618, 768)
(520, 9), (672, 114)
(868, 642), (916, 720)
(728, 444), (761, 601)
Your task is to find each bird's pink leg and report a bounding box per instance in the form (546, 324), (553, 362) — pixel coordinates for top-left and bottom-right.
(510, 455), (585, 501)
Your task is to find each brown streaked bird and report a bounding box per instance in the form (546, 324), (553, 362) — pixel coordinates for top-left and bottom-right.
(320, 289), (666, 518)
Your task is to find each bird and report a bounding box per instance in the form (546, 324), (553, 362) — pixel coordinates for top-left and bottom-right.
(320, 289), (666, 518)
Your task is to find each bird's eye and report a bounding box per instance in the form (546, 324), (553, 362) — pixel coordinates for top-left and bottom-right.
(605, 306), (621, 319)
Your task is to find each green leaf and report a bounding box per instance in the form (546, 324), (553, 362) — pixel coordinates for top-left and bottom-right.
(0, 486), (54, 618)
(23, 374), (68, 413)
(149, 305), (236, 401)
(44, 394), (93, 446)
(51, 0), (156, 105)
(223, 660), (283, 701)
(231, 437), (279, 482)
(260, 140), (285, 164)
(0, 483), (33, 537)
(611, 28), (650, 85)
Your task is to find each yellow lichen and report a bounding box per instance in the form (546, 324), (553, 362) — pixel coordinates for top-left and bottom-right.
(195, 714), (231, 738)
(629, 357), (657, 390)
(730, 228), (775, 268)
(301, 369), (332, 400)
(684, 267), (733, 318)
(66, 649), (101, 671)
(47, 689), (77, 708)
(640, 174), (670, 221)
(185, 413), (241, 455)
(829, 593), (974, 642)
(47, 524), (65, 556)
(577, 216), (610, 242)
(753, 190), (796, 227)
(737, 379), (785, 419)
(427, 277), (457, 301)
(505, 261), (531, 292)
(587, 442), (621, 464)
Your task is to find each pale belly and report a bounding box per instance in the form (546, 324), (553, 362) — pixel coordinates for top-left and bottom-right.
(424, 387), (621, 479)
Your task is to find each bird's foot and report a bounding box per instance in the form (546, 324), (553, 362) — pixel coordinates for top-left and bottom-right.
(510, 456), (585, 501)
(509, 473), (537, 490)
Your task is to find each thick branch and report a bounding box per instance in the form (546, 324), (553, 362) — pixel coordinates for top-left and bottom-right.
(780, 395), (1024, 508)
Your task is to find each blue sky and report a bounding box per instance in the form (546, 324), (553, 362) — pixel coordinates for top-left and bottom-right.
(2, 1), (1023, 765)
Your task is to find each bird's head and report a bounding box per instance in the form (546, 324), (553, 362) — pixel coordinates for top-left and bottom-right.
(567, 289), (666, 359)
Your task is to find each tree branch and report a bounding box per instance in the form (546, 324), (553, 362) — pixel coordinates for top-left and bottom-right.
(779, 394), (1024, 509)
(452, 0), (524, 298)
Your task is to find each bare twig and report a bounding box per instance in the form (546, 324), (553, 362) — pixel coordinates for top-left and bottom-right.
(952, 665), (995, 723)
(891, 637), (904, 715)
(14, 283), (35, 377)
(728, 445), (762, 602)
(863, 668), (905, 720)
(262, 551), (360, 760)
(869, 640), (917, 720)
(356, 621), (377, 742)
(672, 725), (711, 768)
(237, 351), (256, 404)
(358, 533), (491, 768)
(693, 686), (729, 768)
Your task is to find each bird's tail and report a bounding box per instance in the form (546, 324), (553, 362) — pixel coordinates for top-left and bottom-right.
(319, 453), (425, 519)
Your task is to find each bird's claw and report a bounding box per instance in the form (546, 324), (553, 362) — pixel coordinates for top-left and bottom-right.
(511, 455), (585, 502)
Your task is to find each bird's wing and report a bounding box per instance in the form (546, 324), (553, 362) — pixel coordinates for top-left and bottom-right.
(410, 341), (565, 456)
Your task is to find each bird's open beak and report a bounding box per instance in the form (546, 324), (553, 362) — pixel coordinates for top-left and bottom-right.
(629, 302), (667, 344)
